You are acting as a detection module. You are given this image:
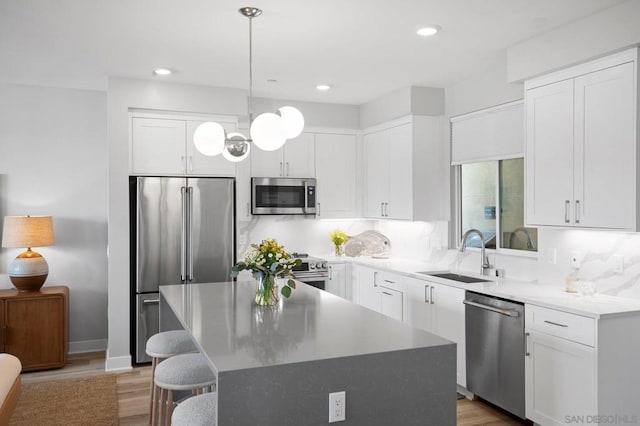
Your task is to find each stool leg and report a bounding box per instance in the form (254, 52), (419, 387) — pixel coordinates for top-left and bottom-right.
(158, 387), (166, 426)
(150, 357), (158, 425)
(167, 389), (174, 426)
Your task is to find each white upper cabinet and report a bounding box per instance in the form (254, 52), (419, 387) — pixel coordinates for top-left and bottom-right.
(131, 118), (186, 175)
(315, 133), (357, 218)
(130, 115), (238, 176)
(251, 132), (315, 178)
(525, 48), (638, 230)
(363, 116), (443, 221)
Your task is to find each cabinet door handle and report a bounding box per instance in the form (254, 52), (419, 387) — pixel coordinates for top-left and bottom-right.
(189, 155), (193, 172)
(317, 203), (321, 216)
(373, 271), (378, 287)
(430, 286), (434, 304)
(575, 200), (581, 224)
(180, 155), (185, 173)
(384, 202), (389, 217)
(286, 162), (290, 176)
(247, 202), (251, 217)
(329, 266), (333, 280)
(564, 200), (570, 223)
(424, 285), (429, 303)
(544, 320), (568, 328)
(143, 299), (160, 305)
(525, 332), (530, 356)
(382, 291), (393, 296)
(280, 162), (283, 176)
(384, 279), (395, 284)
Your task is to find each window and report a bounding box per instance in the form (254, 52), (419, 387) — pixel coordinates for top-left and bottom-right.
(459, 158), (537, 252)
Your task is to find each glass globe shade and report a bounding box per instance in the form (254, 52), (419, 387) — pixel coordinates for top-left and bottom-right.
(193, 122), (225, 156)
(222, 133), (251, 162)
(278, 106), (304, 139)
(250, 113), (286, 151)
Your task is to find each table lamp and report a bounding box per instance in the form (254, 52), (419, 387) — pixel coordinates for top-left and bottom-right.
(1, 215), (55, 291)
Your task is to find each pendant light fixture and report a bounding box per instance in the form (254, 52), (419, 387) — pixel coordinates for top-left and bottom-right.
(193, 6), (304, 162)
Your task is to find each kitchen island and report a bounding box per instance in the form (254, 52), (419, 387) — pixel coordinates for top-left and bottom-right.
(160, 280), (456, 425)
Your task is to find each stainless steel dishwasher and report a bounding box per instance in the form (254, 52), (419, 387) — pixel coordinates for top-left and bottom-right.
(464, 291), (525, 419)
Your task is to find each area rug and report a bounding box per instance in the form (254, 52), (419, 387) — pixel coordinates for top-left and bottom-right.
(9, 375), (119, 426)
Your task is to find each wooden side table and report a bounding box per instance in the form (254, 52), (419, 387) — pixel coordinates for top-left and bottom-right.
(0, 285), (69, 371)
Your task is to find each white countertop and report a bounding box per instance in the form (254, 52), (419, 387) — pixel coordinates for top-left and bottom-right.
(326, 255), (640, 319)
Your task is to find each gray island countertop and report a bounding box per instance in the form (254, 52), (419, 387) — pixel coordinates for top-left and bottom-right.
(161, 280), (452, 372)
(160, 280), (456, 425)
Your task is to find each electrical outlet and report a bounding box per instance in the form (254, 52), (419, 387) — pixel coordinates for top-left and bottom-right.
(613, 255), (624, 273)
(547, 248), (557, 265)
(329, 391), (346, 423)
(570, 251), (583, 268)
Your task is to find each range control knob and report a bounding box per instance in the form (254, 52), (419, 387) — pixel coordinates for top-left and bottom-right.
(321, 261), (328, 269)
(309, 263), (316, 269)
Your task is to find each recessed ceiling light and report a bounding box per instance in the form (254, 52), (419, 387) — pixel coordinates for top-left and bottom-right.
(153, 68), (172, 76)
(316, 84), (331, 91)
(416, 25), (441, 37)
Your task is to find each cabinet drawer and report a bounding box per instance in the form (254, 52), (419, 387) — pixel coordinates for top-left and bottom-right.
(526, 305), (594, 347)
(379, 272), (404, 292)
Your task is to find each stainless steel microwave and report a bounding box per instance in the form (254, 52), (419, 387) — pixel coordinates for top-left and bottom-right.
(251, 177), (316, 215)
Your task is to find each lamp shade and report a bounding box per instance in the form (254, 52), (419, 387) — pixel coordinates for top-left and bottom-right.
(278, 106), (305, 139)
(250, 113), (286, 151)
(193, 122), (225, 156)
(2, 216), (55, 248)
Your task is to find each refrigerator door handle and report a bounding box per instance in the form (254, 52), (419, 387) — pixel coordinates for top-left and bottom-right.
(181, 186), (187, 281)
(188, 186), (194, 281)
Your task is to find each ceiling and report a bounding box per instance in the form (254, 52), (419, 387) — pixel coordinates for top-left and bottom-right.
(0, 0), (628, 105)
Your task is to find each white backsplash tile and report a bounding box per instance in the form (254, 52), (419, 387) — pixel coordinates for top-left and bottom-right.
(238, 217), (640, 300)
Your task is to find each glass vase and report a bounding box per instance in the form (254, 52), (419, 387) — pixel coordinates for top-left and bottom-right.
(255, 273), (279, 306)
(334, 244), (345, 257)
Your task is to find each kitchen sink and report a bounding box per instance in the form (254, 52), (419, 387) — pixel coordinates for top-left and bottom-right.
(416, 271), (492, 284)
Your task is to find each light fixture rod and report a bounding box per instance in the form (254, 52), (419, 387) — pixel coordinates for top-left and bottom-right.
(240, 7), (262, 125)
(248, 13), (253, 123)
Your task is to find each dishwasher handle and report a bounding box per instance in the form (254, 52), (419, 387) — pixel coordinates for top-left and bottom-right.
(463, 299), (520, 317)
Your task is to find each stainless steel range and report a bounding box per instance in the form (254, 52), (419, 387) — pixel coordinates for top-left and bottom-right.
(290, 253), (329, 290)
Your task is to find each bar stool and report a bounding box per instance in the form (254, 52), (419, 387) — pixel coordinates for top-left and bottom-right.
(146, 330), (198, 425)
(154, 353), (216, 426)
(171, 392), (218, 426)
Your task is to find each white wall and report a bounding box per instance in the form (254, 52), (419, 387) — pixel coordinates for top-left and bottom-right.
(507, 0), (640, 82)
(0, 82), (108, 352)
(360, 86), (445, 129)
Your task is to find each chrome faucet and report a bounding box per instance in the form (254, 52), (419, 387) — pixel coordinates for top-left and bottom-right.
(459, 229), (491, 275)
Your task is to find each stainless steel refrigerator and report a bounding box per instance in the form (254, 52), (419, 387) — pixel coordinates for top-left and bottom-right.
(130, 176), (235, 363)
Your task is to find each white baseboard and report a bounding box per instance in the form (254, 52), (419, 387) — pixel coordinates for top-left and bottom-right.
(105, 354), (132, 372)
(68, 339), (108, 354)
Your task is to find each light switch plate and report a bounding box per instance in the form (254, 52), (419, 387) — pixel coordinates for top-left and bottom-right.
(547, 248), (557, 265)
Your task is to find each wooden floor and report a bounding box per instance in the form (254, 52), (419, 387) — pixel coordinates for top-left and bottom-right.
(20, 352), (524, 425)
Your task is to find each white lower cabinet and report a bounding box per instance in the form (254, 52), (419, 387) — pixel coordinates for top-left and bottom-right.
(525, 330), (596, 425)
(407, 277), (466, 387)
(524, 304), (640, 425)
(353, 265), (406, 322)
(326, 263), (347, 299)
